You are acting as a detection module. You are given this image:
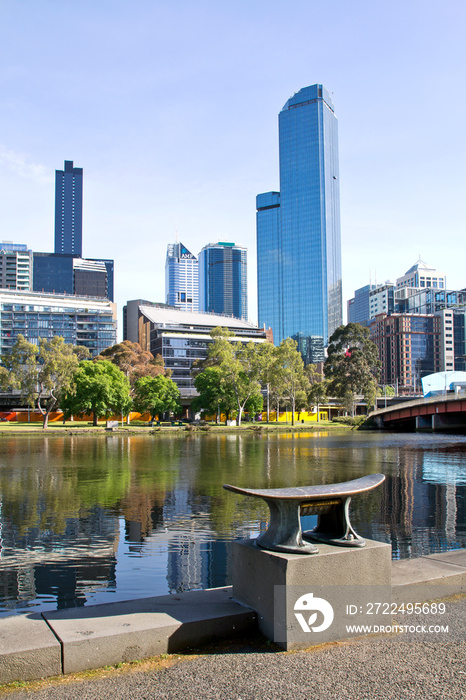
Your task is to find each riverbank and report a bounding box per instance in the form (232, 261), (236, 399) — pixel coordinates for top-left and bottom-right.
(0, 420), (354, 436)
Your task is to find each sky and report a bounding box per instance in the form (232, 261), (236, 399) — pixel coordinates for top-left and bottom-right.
(1, 0), (465, 337)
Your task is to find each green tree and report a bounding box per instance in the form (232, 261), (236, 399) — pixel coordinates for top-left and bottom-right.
(308, 379), (329, 422)
(244, 392), (264, 420)
(192, 366), (236, 423)
(324, 323), (381, 416)
(61, 359), (132, 426)
(133, 374), (180, 421)
(274, 338), (309, 426)
(0, 335), (89, 429)
(97, 341), (167, 423)
(201, 327), (263, 426)
(255, 341), (277, 423)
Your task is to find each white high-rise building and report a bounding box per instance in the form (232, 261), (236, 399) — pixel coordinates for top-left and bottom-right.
(165, 242), (199, 312)
(0, 241), (33, 292)
(396, 259), (446, 291)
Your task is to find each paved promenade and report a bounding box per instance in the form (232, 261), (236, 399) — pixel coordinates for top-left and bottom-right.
(8, 596), (466, 700)
(1, 549), (466, 697)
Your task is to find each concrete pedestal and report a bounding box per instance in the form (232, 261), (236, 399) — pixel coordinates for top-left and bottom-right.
(232, 538), (392, 650)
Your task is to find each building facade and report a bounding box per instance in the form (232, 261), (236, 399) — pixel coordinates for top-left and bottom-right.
(347, 285), (376, 326)
(370, 313), (442, 394)
(198, 242), (247, 321)
(347, 282), (395, 327)
(0, 242), (33, 292)
(370, 283), (395, 320)
(0, 290), (117, 357)
(257, 84), (342, 362)
(123, 301), (267, 398)
(33, 253), (114, 301)
(165, 242), (199, 312)
(395, 287), (465, 315)
(396, 260), (446, 291)
(54, 161), (83, 256)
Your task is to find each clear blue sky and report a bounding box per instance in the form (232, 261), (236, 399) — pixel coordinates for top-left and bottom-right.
(1, 0), (465, 334)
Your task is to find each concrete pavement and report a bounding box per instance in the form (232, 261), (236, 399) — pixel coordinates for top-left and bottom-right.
(6, 598), (466, 700)
(1, 549), (465, 689)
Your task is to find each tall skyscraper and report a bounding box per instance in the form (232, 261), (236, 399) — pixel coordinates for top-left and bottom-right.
(257, 84), (342, 362)
(198, 242), (248, 321)
(54, 160), (83, 256)
(165, 242), (199, 312)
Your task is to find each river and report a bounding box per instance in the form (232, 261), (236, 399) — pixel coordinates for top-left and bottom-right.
(0, 430), (465, 615)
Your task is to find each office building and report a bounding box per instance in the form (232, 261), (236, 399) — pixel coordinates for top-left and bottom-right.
(257, 84), (342, 362)
(370, 283), (395, 320)
(31, 160), (115, 301)
(347, 282), (395, 327)
(0, 242), (33, 292)
(123, 301), (267, 398)
(370, 305), (466, 392)
(0, 290), (117, 357)
(165, 242), (199, 312)
(396, 259), (446, 291)
(453, 309), (466, 372)
(370, 313), (442, 394)
(33, 253), (114, 301)
(347, 285), (376, 326)
(395, 287), (466, 316)
(198, 242), (247, 321)
(54, 160), (83, 256)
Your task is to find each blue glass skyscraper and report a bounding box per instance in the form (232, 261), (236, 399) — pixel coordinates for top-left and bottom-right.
(54, 160), (83, 256)
(198, 242), (248, 321)
(257, 84), (342, 362)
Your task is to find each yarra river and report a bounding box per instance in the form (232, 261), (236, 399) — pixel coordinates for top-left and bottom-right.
(0, 430), (465, 616)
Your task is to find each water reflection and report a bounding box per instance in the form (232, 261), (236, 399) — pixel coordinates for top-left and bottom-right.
(0, 431), (465, 614)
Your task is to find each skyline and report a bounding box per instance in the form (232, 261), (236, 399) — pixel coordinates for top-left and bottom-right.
(1, 1), (465, 336)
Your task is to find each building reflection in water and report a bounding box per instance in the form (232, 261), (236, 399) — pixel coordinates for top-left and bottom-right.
(370, 445), (466, 559)
(0, 433), (465, 613)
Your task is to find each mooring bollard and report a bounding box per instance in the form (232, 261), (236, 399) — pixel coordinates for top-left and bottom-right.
(225, 474), (390, 650)
(223, 473), (385, 554)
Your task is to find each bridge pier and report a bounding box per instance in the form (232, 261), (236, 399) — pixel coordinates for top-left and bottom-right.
(373, 415), (384, 429)
(415, 413), (466, 432)
(415, 415), (433, 431)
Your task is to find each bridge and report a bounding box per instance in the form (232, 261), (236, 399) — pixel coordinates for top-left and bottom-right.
(369, 391), (466, 432)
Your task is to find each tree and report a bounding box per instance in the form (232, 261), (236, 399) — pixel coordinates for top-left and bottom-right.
(192, 366), (236, 423)
(244, 392), (264, 420)
(274, 338), (309, 426)
(97, 341), (166, 423)
(308, 379), (329, 422)
(200, 327), (263, 426)
(97, 341), (166, 383)
(324, 323), (381, 416)
(61, 360), (132, 426)
(0, 335), (89, 429)
(255, 341), (277, 423)
(133, 374), (180, 421)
